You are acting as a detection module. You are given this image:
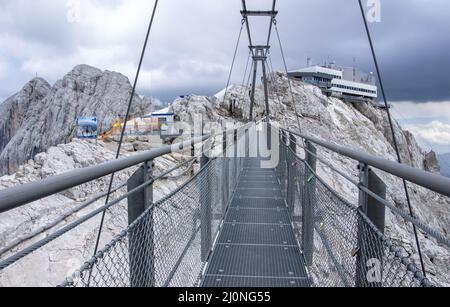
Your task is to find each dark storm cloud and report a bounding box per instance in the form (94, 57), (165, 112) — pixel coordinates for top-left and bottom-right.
(267, 0), (450, 103)
(0, 0), (449, 103)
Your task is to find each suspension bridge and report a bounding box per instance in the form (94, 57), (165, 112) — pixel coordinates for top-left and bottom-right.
(0, 0), (449, 288)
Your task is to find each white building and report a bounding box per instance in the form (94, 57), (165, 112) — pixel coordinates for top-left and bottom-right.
(145, 107), (176, 136)
(288, 65), (378, 101)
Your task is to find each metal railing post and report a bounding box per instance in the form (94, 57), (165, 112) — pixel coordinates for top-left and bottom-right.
(190, 130), (195, 177)
(234, 129), (238, 185)
(200, 135), (212, 262)
(127, 159), (155, 287)
(303, 141), (317, 266)
(266, 120), (271, 150)
(356, 163), (386, 287)
(280, 130), (288, 197)
(245, 127), (250, 157)
(287, 135), (297, 216)
(222, 131), (229, 213)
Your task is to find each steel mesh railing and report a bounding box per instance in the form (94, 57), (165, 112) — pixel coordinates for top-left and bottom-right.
(61, 153), (243, 287)
(278, 141), (431, 287)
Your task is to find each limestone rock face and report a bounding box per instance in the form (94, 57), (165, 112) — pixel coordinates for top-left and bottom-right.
(0, 78), (51, 154)
(424, 150), (441, 174)
(0, 65), (152, 175)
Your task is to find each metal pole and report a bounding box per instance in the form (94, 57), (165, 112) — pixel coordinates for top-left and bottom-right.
(280, 130), (287, 196)
(303, 141), (316, 266)
(191, 131), (195, 177)
(287, 135), (297, 215)
(290, 135), (297, 153)
(127, 160), (154, 287)
(356, 164), (386, 287)
(234, 129), (238, 185)
(200, 131), (212, 262)
(262, 59), (270, 119)
(266, 120), (271, 151)
(249, 59), (258, 120)
(245, 127), (250, 157)
(222, 131), (229, 213)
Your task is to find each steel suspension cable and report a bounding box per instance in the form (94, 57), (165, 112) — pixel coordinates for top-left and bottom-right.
(236, 51), (252, 117)
(221, 20), (245, 109)
(243, 60), (254, 119)
(267, 54), (288, 128)
(273, 20), (304, 138)
(357, 0), (427, 277)
(90, 0), (159, 270)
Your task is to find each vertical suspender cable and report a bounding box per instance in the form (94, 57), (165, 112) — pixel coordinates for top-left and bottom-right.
(221, 20), (245, 110)
(357, 0), (427, 278)
(273, 20), (304, 138)
(237, 51), (253, 118)
(267, 54), (288, 129)
(90, 0), (160, 275)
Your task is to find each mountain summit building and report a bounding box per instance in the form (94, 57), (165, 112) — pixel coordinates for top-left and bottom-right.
(288, 63), (378, 103)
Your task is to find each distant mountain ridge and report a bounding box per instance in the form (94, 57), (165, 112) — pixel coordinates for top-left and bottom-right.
(438, 153), (450, 177)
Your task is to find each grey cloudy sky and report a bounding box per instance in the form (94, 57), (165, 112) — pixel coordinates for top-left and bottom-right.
(0, 0), (449, 152)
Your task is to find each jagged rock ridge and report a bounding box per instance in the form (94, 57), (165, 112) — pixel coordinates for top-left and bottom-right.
(0, 65), (152, 175)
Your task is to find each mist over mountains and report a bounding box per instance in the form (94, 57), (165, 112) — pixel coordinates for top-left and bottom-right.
(439, 153), (450, 177)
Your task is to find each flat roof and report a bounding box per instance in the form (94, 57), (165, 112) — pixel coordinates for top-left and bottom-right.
(147, 107), (174, 117)
(331, 78), (377, 91)
(289, 66), (343, 78)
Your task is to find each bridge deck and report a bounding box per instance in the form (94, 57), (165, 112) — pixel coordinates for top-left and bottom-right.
(202, 158), (310, 287)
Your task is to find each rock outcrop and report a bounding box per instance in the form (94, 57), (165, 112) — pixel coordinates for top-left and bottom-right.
(0, 78), (51, 153)
(0, 65), (152, 175)
(424, 150), (441, 174)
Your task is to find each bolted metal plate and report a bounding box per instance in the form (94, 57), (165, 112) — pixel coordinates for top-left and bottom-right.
(202, 275), (309, 288)
(231, 197), (285, 209)
(205, 244), (309, 279)
(217, 223), (297, 245)
(238, 181), (278, 189)
(235, 188), (282, 198)
(226, 207), (290, 225)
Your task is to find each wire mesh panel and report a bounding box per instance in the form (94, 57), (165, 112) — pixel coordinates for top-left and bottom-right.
(62, 159), (226, 287)
(282, 143), (432, 288)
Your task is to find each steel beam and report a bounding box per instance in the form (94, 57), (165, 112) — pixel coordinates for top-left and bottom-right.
(241, 10), (278, 17)
(356, 165), (386, 287)
(303, 141), (317, 266)
(262, 60), (271, 119)
(200, 143), (212, 262)
(127, 160), (155, 287)
(241, 0), (254, 56)
(249, 59), (258, 120)
(266, 0), (277, 46)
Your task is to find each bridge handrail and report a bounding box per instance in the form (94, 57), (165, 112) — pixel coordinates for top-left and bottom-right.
(0, 120), (256, 214)
(279, 127), (450, 199)
(0, 136), (209, 214)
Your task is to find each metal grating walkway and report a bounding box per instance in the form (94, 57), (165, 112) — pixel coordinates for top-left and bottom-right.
(202, 158), (310, 288)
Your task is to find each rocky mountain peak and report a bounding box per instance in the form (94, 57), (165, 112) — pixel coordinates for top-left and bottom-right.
(0, 65), (152, 175)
